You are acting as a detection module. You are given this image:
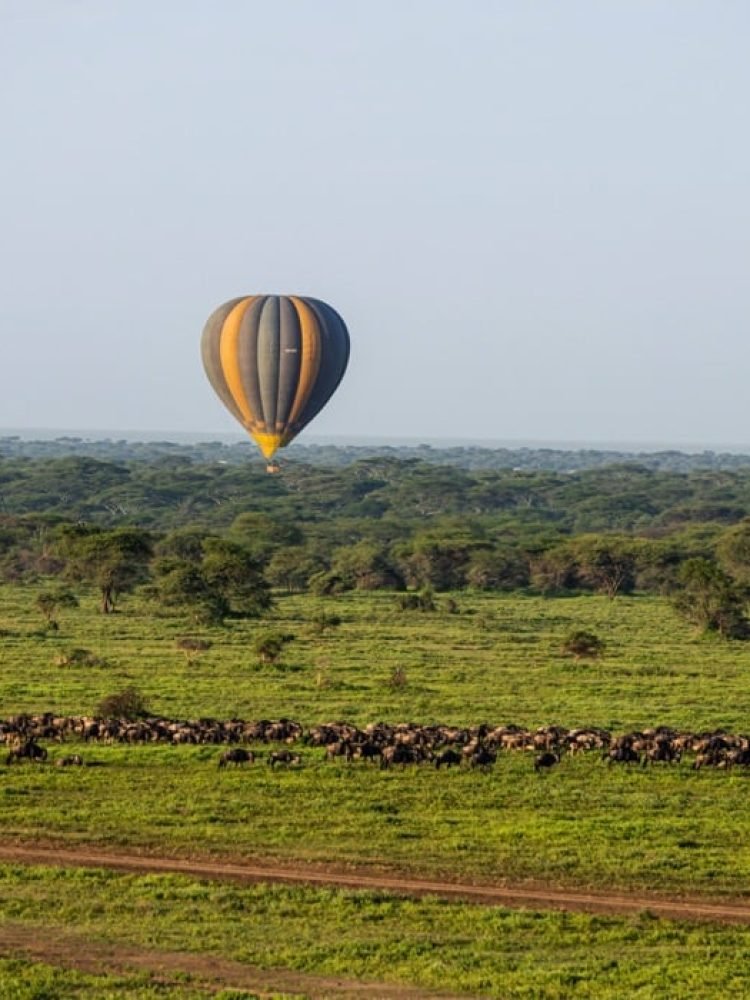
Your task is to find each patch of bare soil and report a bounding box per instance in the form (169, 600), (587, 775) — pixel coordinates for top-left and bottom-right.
(1, 842), (750, 925)
(0, 920), (468, 998)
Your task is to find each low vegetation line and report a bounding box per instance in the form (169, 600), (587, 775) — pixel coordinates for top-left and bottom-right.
(4, 843), (750, 925)
(0, 920), (452, 1000)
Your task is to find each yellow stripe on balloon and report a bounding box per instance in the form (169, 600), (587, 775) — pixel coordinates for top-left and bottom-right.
(220, 297), (258, 429)
(286, 297), (322, 430)
(251, 431), (284, 459)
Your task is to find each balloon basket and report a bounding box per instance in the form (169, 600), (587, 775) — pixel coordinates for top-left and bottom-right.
(266, 462), (281, 474)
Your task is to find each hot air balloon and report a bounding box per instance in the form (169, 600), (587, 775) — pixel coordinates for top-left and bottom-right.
(201, 295), (350, 470)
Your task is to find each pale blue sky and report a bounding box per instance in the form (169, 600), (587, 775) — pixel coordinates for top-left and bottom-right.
(1, 1), (749, 446)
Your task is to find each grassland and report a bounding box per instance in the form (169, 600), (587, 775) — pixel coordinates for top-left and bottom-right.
(0, 957), (236, 1000)
(3, 585), (750, 996)
(3, 586), (750, 730)
(3, 865), (750, 999)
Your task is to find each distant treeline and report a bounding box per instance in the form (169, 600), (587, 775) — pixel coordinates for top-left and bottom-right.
(2, 454), (750, 632)
(0, 452), (749, 534)
(3, 435), (750, 473)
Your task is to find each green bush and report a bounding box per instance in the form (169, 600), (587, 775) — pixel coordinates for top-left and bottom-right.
(96, 686), (149, 719)
(561, 629), (605, 660)
(254, 631), (295, 665)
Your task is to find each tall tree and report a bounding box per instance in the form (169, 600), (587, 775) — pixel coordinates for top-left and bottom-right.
(153, 537), (271, 624)
(60, 526), (153, 613)
(716, 519), (750, 586)
(568, 535), (639, 599)
(672, 558), (748, 638)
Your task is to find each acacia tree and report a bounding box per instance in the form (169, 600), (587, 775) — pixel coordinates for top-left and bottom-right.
(156, 562), (229, 625)
(529, 545), (578, 595)
(399, 539), (471, 591)
(266, 546), (326, 593)
(717, 520), (750, 586)
(59, 527), (153, 613)
(201, 538), (273, 617)
(672, 558), (748, 638)
(466, 547), (530, 591)
(330, 541), (405, 591)
(35, 587), (79, 629)
(568, 535), (639, 599)
(228, 512), (304, 560)
(153, 535), (271, 624)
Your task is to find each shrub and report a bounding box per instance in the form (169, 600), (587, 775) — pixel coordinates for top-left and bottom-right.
(35, 587), (79, 628)
(97, 686), (149, 719)
(310, 612), (342, 635)
(396, 587), (436, 612)
(562, 629), (605, 660)
(309, 571), (348, 596)
(53, 648), (106, 668)
(175, 637), (212, 662)
(388, 666), (408, 688)
(254, 631), (295, 665)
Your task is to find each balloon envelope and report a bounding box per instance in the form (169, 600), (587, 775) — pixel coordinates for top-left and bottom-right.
(201, 295), (350, 460)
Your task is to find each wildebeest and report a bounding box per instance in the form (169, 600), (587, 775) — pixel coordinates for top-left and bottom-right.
(642, 742), (681, 767)
(325, 740), (354, 763)
(218, 747), (254, 768)
(434, 748), (462, 770)
(468, 746), (496, 770)
(534, 751), (560, 772)
(693, 749), (728, 770)
(380, 744), (431, 769)
(268, 750), (301, 768)
(55, 754), (83, 767)
(6, 741), (47, 765)
(353, 740), (382, 764)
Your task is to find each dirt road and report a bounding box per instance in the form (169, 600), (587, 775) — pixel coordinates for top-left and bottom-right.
(2, 842), (750, 924)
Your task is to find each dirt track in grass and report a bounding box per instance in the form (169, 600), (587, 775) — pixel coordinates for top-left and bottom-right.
(0, 920), (468, 999)
(2, 842), (750, 925)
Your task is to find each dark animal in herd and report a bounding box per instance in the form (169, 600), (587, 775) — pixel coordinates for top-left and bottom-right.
(5, 714), (750, 774)
(218, 747), (254, 768)
(55, 754), (83, 767)
(434, 748), (462, 769)
(268, 750), (301, 768)
(534, 751), (560, 772)
(6, 740), (47, 765)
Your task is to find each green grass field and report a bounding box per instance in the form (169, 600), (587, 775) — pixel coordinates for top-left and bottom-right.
(2, 865), (750, 1000)
(3, 585), (750, 997)
(3, 586), (750, 730)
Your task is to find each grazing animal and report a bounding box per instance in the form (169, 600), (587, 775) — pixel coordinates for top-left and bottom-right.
(325, 740), (354, 763)
(353, 741), (382, 764)
(469, 746), (496, 770)
(218, 747), (253, 768)
(380, 744), (420, 769)
(55, 754), (83, 767)
(6, 741), (47, 765)
(693, 750), (727, 770)
(268, 750), (301, 768)
(642, 743), (681, 767)
(534, 751), (560, 772)
(434, 748), (462, 770)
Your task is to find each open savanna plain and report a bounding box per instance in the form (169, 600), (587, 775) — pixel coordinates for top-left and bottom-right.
(4, 585), (750, 997)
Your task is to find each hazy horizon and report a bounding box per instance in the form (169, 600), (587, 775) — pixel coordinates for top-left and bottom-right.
(3, 2), (749, 446)
(4, 424), (750, 456)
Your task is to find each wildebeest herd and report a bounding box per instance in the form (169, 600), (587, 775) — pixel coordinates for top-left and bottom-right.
(3, 713), (750, 773)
